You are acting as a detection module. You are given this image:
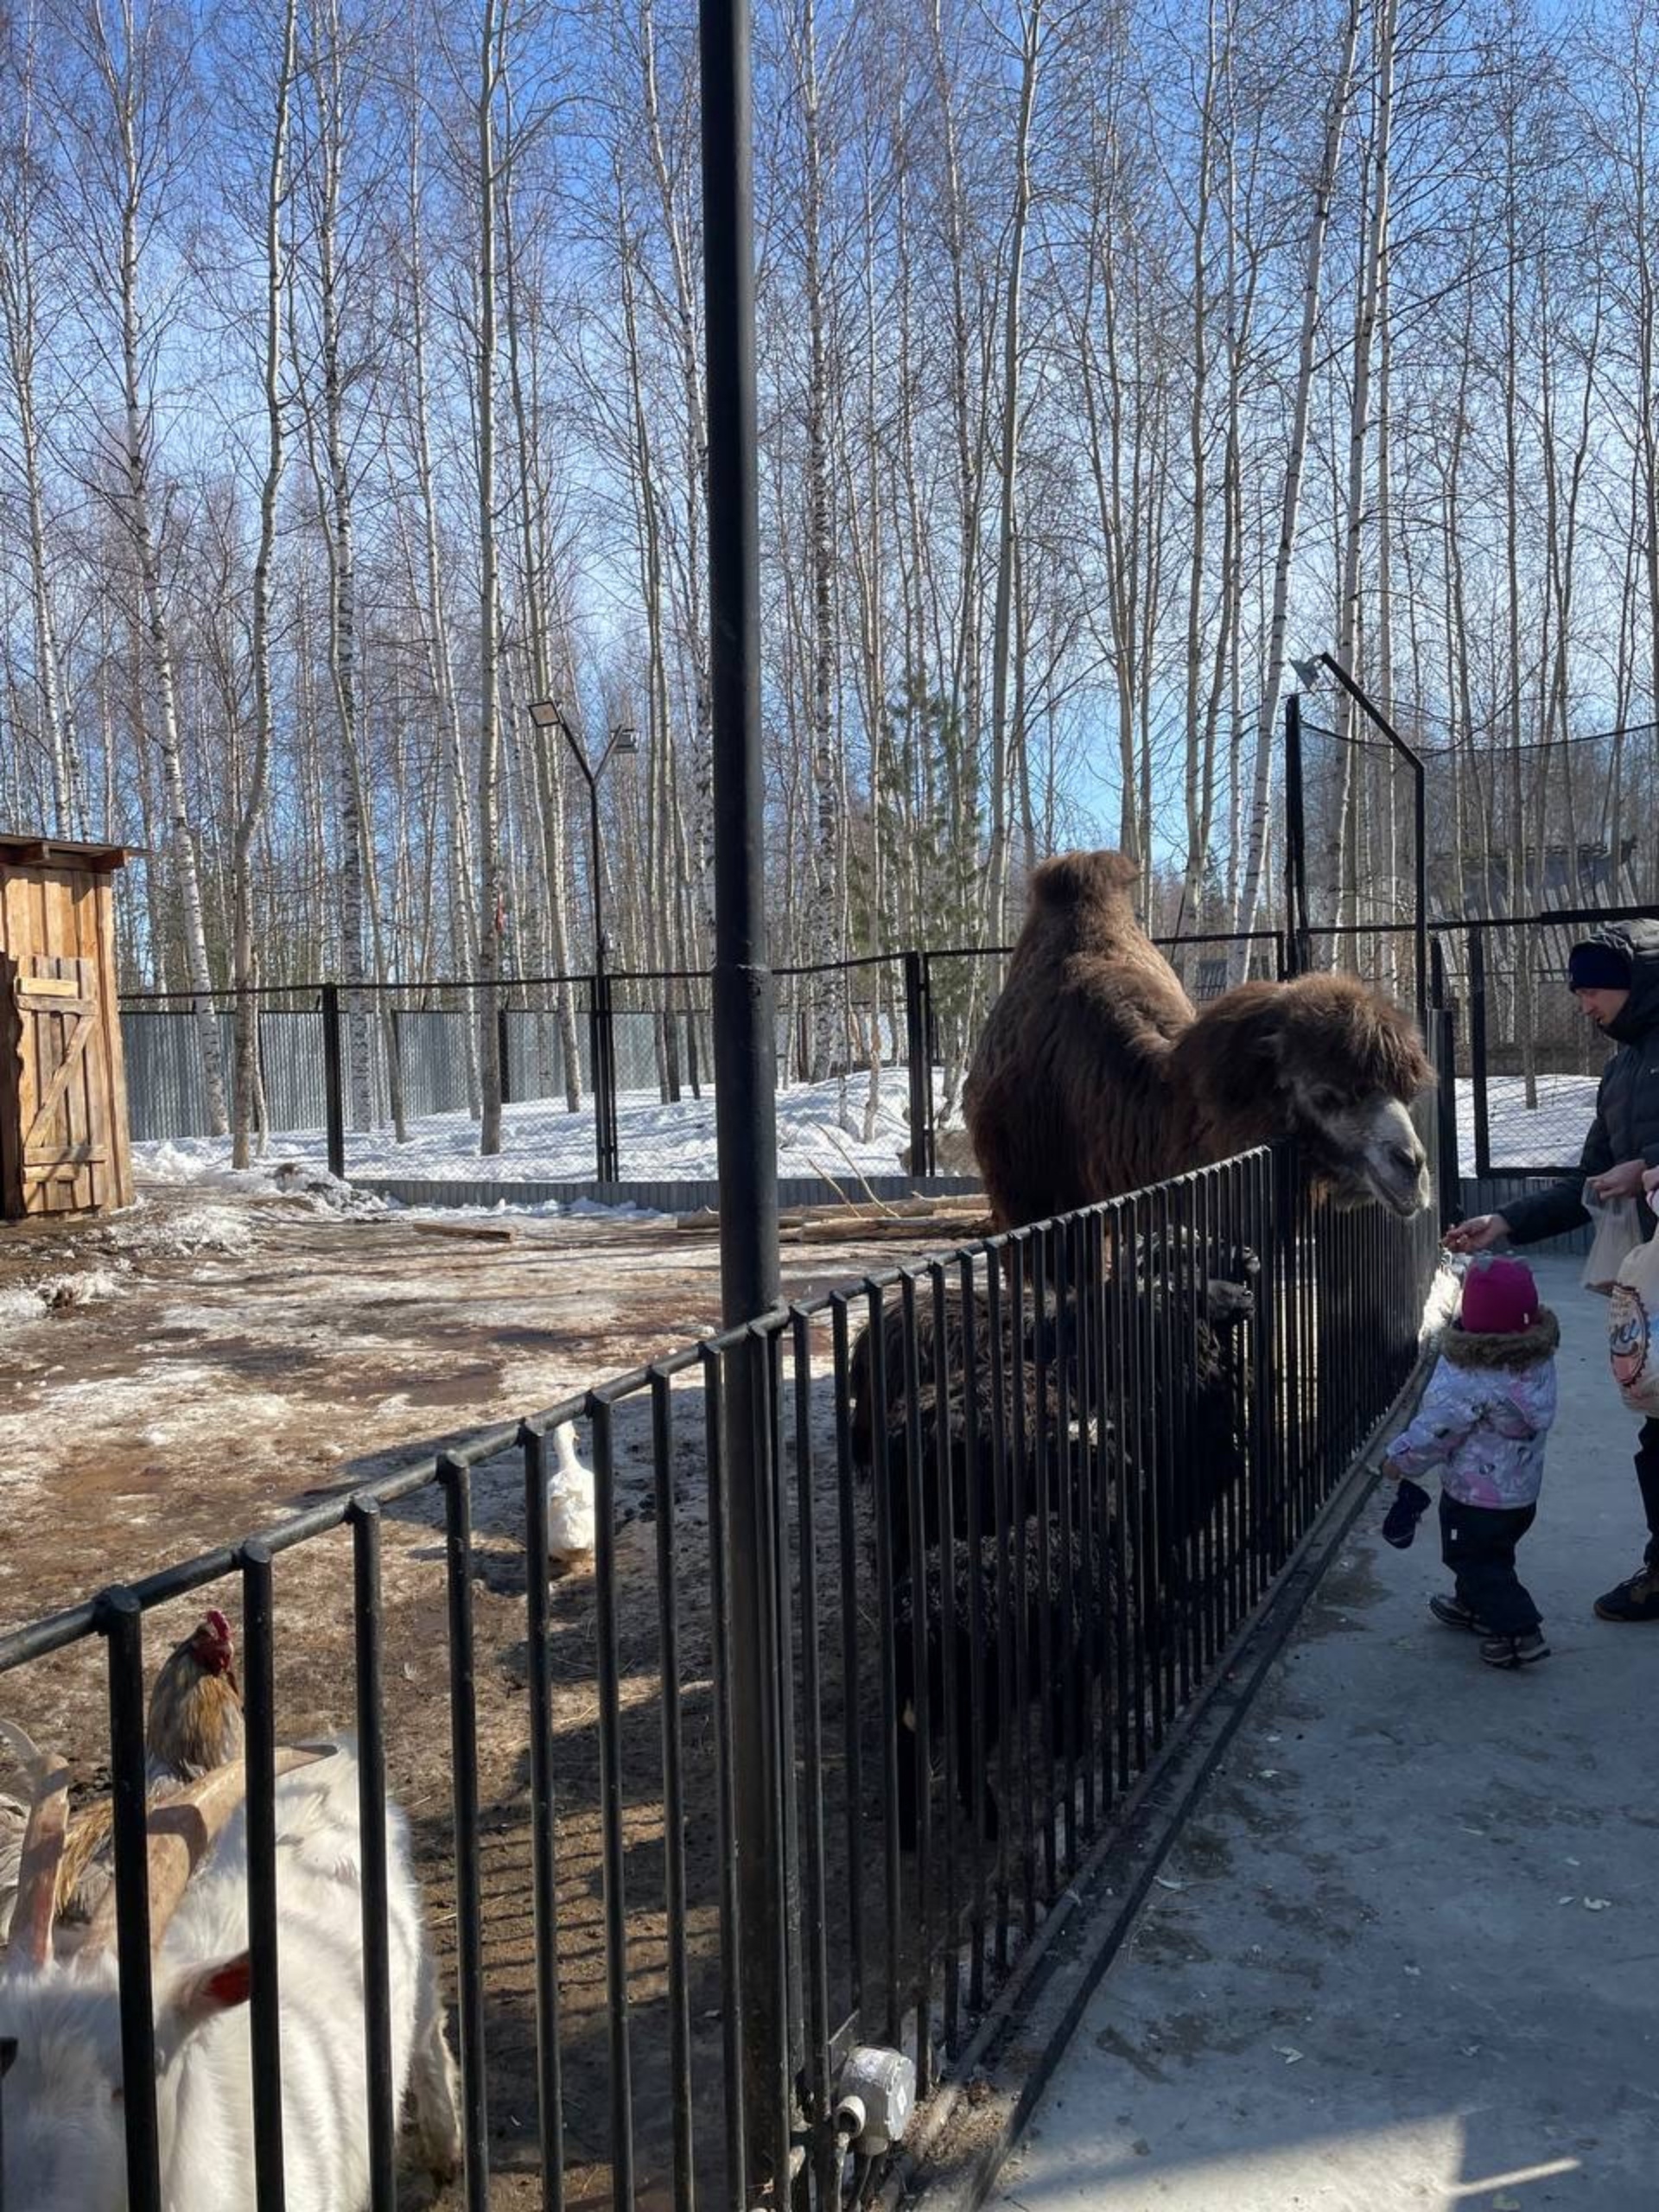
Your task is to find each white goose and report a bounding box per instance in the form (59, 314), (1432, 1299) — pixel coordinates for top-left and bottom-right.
(545, 1419), (597, 1567)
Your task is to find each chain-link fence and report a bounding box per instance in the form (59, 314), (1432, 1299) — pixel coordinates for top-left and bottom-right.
(1460, 919), (1618, 1174)
(1424, 724), (1659, 916)
(123, 932), (1304, 1197)
(120, 987), (329, 1148)
(1289, 707), (1425, 1016)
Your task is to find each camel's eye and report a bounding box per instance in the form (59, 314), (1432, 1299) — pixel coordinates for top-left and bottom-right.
(1309, 1084), (1344, 1116)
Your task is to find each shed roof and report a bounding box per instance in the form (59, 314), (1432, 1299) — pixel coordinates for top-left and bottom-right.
(0, 831), (139, 872)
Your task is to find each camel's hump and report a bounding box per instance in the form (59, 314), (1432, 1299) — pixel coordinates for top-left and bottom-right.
(1030, 849), (1140, 909)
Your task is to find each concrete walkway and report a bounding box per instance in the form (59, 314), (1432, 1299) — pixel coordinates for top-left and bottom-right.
(991, 1255), (1658, 2212)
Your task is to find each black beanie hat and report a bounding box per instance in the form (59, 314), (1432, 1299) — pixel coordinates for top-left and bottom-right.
(1568, 941), (1632, 992)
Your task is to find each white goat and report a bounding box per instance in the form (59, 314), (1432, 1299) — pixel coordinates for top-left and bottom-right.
(0, 1727), (462, 2212)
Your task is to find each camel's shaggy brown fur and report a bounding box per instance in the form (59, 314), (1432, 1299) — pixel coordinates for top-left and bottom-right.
(964, 849), (1433, 1229)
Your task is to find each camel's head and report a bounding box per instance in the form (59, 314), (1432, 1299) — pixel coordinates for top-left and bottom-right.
(1181, 974), (1434, 1217)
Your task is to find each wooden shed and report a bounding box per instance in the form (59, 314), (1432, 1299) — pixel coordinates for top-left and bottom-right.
(1, 832), (136, 1221)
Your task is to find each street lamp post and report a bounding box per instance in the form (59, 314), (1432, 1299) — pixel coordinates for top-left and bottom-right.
(1288, 652), (1427, 1028)
(526, 702), (638, 1179)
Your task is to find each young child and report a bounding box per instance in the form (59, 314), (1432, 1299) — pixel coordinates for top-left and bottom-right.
(1378, 1255), (1560, 1669)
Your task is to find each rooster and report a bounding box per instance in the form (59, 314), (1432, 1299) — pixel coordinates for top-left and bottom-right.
(0, 1607), (246, 1942)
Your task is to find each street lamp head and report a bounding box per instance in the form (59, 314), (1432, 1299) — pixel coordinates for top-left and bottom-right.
(1290, 656), (1325, 690)
(526, 698), (561, 731)
(609, 726), (639, 756)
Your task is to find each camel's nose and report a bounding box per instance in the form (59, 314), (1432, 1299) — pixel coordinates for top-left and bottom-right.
(1367, 1101), (1431, 1214)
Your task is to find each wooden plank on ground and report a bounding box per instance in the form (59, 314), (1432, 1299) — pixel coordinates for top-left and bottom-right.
(409, 1218), (517, 1243)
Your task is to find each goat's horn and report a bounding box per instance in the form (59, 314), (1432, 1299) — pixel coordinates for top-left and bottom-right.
(79, 1745), (331, 1963)
(0, 1720), (72, 1977)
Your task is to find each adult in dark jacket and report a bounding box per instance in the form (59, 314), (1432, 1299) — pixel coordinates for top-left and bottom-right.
(1446, 919), (1659, 1622)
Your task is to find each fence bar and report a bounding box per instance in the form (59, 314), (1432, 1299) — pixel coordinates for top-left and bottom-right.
(102, 1587), (162, 2212)
(927, 1263), (961, 2057)
(440, 1454), (492, 2212)
(1285, 691), (1310, 974)
(1469, 929), (1491, 1181)
(829, 1298), (868, 2022)
(240, 1541), (288, 2212)
(521, 1427), (567, 2212)
(897, 1273), (934, 2088)
(788, 1317), (835, 2204)
(652, 1375), (697, 2209)
(984, 1249), (1014, 1969)
(320, 982), (345, 1179)
(957, 1250), (988, 2012)
(854, 1289), (898, 2049)
(1008, 1235), (1036, 1937)
(588, 1401), (636, 2204)
(904, 951), (934, 1176)
(346, 1503), (399, 2212)
(701, 1351), (748, 2209)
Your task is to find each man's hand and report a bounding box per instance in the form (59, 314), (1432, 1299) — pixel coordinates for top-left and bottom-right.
(1591, 1160), (1649, 1202)
(1444, 1213), (1508, 1254)
(1643, 1164), (1659, 1198)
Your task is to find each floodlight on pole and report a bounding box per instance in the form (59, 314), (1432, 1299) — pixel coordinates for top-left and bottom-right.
(525, 697), (615, 966)
(1284, 652), (1428, 1027)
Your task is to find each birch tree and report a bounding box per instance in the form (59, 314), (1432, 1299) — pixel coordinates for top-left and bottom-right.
(69, 0), (228, 1129)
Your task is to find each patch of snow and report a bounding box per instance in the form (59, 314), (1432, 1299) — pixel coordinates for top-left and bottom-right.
(134, 1070), (943, 1190)
(0, 1286), (50, 1331)
(1452, 1074), (1599, 1172)
(0, 1267), (127, 1332)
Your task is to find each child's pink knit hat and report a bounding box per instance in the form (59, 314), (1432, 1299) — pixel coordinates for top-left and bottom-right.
(1459, 1255), (1539, 1335)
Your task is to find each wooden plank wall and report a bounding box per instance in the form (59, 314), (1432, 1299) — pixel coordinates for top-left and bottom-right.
(0, 857), (133, 1220)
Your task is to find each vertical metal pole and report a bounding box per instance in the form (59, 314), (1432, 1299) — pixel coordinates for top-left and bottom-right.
(1435, 1007), (1460, 1229)
(702, 0), (784, 2180)
(346, 1505), (399, 2212)
(904, 950), (932, 1178)
(1413, 753), (1428, 1029)
(440, 1454), (492, 2211)
(522, 1428), (568, 2211)
(1314, 652), (1427, 1019)
(102, 1588), (162, 2212)
(588, 773), (605, 976)
(1470, 928), (1491, 1182)
(321, 982), (346, 1180)
(240, 1541), (288, 2212)
(1284, 694), (1309, 976)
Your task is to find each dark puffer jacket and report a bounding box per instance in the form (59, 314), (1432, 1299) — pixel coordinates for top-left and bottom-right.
(1503, 918), (1659, 1247)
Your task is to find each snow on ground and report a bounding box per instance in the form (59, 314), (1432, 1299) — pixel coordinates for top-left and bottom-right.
(135, 1069), (938, 1190)
(133, 1067), (1600, 1192)
(1451, 1072), (1599, 1172)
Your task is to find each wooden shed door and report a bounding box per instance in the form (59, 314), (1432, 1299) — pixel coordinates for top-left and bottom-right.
(11, 954), (108, 1213)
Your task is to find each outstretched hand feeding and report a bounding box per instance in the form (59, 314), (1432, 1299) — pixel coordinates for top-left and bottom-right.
(1443, 1213), (1508, 1254)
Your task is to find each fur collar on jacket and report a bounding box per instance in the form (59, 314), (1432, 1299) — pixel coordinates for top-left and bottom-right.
(1441, 1309), (1560, 1372)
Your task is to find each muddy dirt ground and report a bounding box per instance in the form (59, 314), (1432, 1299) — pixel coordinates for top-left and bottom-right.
(0, 1179), (956, 2206)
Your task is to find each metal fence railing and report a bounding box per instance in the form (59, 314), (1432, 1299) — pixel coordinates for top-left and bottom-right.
(118, 931), (1290, 1196)
(0, 1132), (1441, 2207)
(1457, 915), (1637, 1177)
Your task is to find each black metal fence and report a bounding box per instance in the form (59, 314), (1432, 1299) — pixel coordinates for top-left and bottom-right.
(117, 932), (1289, 1198)
(1287, 702), (1426, 1022)
(0, 1125), (1442, 2209)
(1455, 912), (1649, 1177)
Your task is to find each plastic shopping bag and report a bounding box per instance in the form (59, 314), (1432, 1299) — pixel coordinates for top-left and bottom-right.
(1582, 1179), (1646, 1294)
(1609, 1230), (1659, 1418)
